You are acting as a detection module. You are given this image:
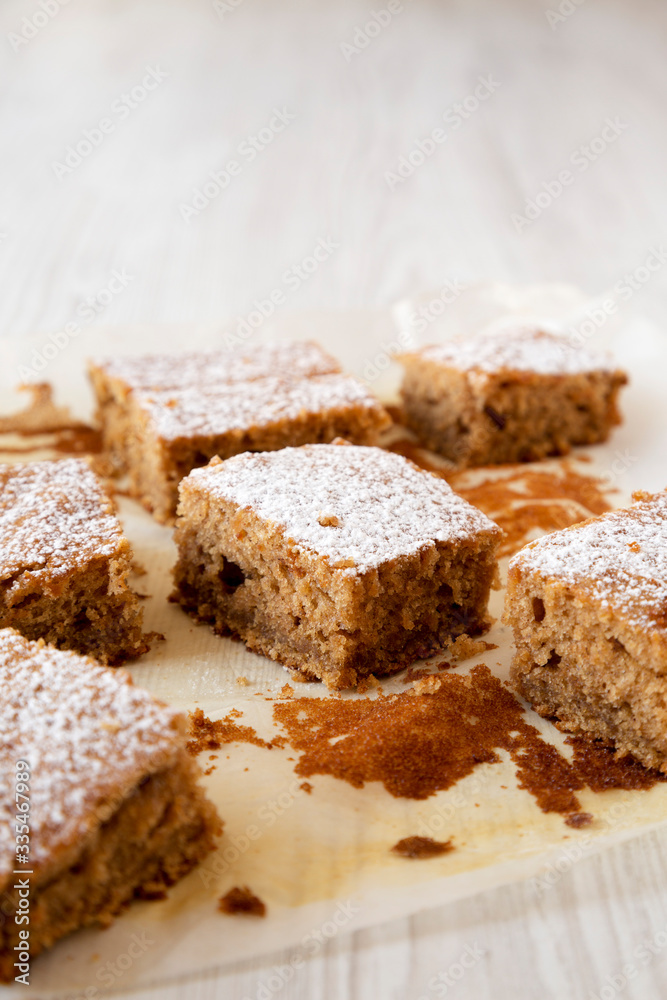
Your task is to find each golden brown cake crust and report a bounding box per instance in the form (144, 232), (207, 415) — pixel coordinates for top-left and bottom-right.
(171, 442), (501, 689)
(0, 458), (151, 664)
(0, 629), (221, 980)
(399, 328), (628, 467)
(89, 340), (391, 523)
(504, 491), (667, 771)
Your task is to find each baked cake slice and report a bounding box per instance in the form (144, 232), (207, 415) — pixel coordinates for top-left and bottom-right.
(505, 490), (667, 771)
(0, 628), (221, 981)
(398, 327), (627, 466)
(0, 458), (151, 665)
(89, 340), (390, 522)
(171, 441), (501, 689)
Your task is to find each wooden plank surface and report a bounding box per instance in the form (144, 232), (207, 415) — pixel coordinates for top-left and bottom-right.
(2, 0), (667, 996)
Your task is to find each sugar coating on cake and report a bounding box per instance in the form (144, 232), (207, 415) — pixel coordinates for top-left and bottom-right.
(186, 443), (499, 574)
(0, 629), (182, 877)
(509, 491), (667, 631)
(92, 340), (340, 393)
(143, 375), (384, 442)
(416, 328), (617, 379)
(0, 458), (122, 584)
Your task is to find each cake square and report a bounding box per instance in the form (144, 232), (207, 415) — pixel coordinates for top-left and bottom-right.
(398, 328), (627, 466)
(505, 490), (667, 771)
(0, 628), (221, 981)
(89, 340), (390, 523)
(0, 457), (151, 665)
(171, 441), (501, 689)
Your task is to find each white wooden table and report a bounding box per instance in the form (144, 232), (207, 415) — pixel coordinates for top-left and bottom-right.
(2, 0), (667, 996)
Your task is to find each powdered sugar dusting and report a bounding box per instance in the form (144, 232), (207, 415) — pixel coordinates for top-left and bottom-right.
(510, 491), (667, 630)
(0, 459), (123, 589)
(142, 375), (387, 442)
(92, 340), (340, 393)
(415, 328), (620, 378)
(186, 444), (501, 574)
(0, 629), (182, 879)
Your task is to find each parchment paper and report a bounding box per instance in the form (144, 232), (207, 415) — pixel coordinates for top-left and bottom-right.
(1, 283), (666, 997)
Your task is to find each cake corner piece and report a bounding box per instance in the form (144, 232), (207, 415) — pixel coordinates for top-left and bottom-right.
(398, 327), (628, 466)
(0, 628), (221, 981)
(0, 457), (153, 665)
(171, 442), (501, 689)
(504, 489), (667, 771)
(89, 340), (391, 523)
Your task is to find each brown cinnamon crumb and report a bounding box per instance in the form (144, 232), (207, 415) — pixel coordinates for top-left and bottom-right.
(628, 541), (641, 553)
(279, 683), (294, 699)
(391, 836), (454, 859)
(402, 666), (431, 684)
(300, 781), (313, 794)
(402, 662), (452, 684)
(218, 886), (266, 917)
(565, 812), (593, 828)
(187, 707), (276, 754)
(273, 664), (588, 821)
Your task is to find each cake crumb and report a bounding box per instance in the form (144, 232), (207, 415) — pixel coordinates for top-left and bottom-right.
(279, 683), (294, 699)
(357, 675), (381, 694)
(445, 634), (498, 661)
(391, 836), (454, 859)
(218, 886), (266, 917)
(236, 675), (250, 686)
(317, 512), (340, 527)
(300, 781), (313, 794)
(412, 675), (442, 695)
